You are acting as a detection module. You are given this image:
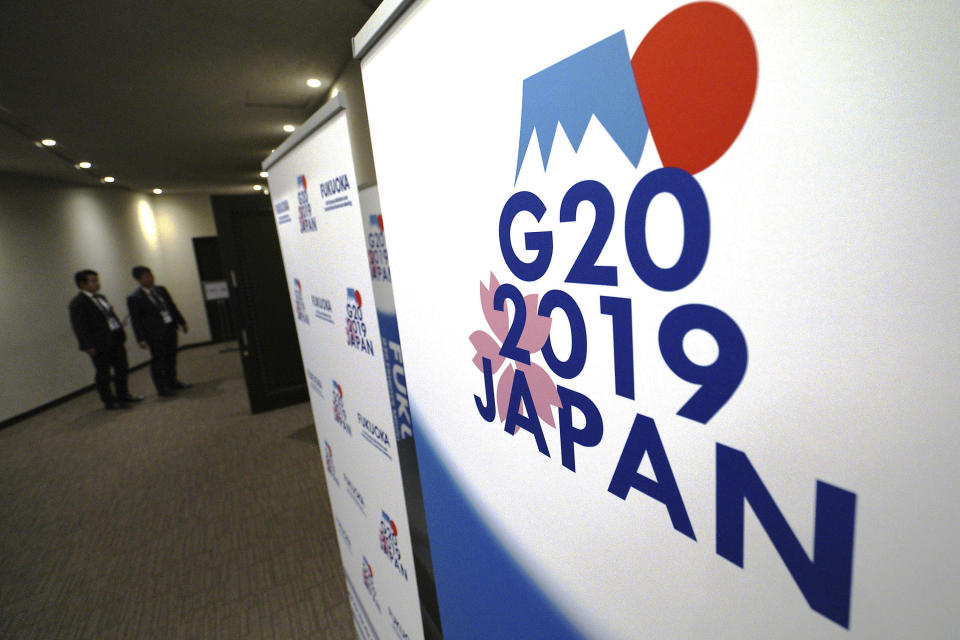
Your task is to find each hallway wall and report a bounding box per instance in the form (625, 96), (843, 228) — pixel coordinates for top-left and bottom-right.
(0, 174), (216, 422)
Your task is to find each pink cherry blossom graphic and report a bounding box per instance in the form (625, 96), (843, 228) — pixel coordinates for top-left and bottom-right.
(469, 273), (562, 430)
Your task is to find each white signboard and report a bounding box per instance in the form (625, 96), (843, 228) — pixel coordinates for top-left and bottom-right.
(263, 95), (424, 640)
(358, 1), (960, 638)
(202, 280), (229, 301)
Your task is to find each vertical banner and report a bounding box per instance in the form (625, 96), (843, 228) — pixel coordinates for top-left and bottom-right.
(357, 1), (960, 638)
(263, 96), (425, 640)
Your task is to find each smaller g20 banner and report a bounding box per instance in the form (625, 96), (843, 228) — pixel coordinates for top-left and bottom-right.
(265, 102), (426, 640)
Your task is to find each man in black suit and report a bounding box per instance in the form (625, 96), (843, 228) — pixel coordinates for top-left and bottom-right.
(68, 269), (141, 409)
(127, 266), (190, 396)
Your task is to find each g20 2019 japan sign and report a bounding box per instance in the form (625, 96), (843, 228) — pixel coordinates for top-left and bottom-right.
(469, 3), (855, 629)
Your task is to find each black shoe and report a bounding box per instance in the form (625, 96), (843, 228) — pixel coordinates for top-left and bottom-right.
(119, 394), (144, 402)
(105, 401), (131, 410)
(170, 381), (192, 390)
(158, 389), (177, 397)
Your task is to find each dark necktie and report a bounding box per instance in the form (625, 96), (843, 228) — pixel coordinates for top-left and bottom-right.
(95, 295), (121, 329)
(94, 294), (111, 316)
(149, 289), (168, 312)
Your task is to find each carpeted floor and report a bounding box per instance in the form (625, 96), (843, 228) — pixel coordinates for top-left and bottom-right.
(0, 344), (354, 639)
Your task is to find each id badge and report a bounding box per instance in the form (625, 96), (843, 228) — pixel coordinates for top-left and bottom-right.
(108, 317), (122, 331)
(161, 310), (174, 324)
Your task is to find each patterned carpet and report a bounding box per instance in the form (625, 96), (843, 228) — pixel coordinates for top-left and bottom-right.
(0, 344), (354, 639)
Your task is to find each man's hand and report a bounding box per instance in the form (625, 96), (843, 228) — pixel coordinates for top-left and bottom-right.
(87, 348), (96, 355)
(182, 322), (189, 334)
(139, 341), (148, 349)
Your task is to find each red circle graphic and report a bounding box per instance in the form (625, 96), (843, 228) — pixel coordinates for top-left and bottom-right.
(632, 2), (758, 174)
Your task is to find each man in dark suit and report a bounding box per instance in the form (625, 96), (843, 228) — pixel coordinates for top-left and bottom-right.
(68, 269), (141, 410)
(127, 266), (190, 396)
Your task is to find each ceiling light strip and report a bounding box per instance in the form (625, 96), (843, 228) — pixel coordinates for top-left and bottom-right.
(0, 115), (115, 183)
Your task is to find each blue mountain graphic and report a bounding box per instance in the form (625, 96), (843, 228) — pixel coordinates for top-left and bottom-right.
(516, 31), (648, 182)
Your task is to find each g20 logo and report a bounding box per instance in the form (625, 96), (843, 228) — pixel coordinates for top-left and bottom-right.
(470, 3), (858, 629)
(379, 510), (409, 580)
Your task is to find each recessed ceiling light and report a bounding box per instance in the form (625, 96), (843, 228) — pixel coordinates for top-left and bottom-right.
(76, 161), (92, 169)
(259, 171), (268, 178)
(253, 184), (263, 191)
(307, 78), (322, 88)
(153, 188), (163, 195)
(103, 176), (115, 183)
(282, 124), (295, 133)
(41, 138), (56, 147)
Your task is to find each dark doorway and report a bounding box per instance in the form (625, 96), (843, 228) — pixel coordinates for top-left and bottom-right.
(211, 195), (307, 413)
(191, 236), (236, 344)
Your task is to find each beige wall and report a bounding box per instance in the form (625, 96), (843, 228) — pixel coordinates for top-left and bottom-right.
(328, 58), (378, 189)
(0, 175), (216, 422)
(153, 193), (218, 344)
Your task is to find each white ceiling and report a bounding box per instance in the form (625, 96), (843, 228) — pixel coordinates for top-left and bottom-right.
(0, 0), (379, 194)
